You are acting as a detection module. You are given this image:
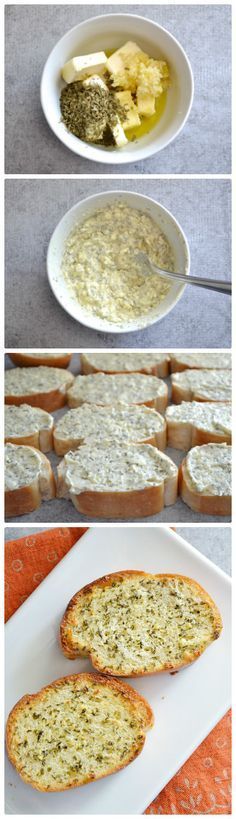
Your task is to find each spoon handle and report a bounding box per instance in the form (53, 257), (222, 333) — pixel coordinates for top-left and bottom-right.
(154, 267), (232, 295)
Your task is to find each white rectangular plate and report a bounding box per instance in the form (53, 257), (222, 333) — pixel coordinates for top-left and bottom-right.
(5, 526), (231, 815)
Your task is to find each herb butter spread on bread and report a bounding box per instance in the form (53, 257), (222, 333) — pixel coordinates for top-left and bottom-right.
(5, 443), (55, 517)
(53, 403), (166, 455)
(5, 443), (43, 490)
(5, 367), (74, 396)
(56, 443), (178, 518)
(6, 672), (153, 791)
(61, 572), (222, 676)
(179, 444), (231, 516)
(170, 353), (231, 372)
(166, 402), (231, 449)
(5, 405), (54, 452)
(185, 444), (231, 495)
(171, 369), (231, 403)
(5, 366), (74, 412)
(67, 372), (168, 412)
(81, 352), (170, 376)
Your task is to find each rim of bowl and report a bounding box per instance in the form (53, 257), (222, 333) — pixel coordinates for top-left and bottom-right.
(40, 13), (194, 164)
(47, 189), (191, 334)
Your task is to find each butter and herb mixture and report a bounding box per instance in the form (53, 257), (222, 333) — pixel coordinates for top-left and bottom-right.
(67, 372), (166, 406)
(5, 367), (73, 396)
(5, 443), (41, 490)
(172, 369), (231, 402)
(5, 405), (53, 437)
(60, 41), (169, 147)
(61, 204), (174, 323)
(166, 402), (231, 436)
(59, 443), (176, 494)
(186, 444), (231, 496)
(82, 352), (169, 372)
(70, 575), (220, 674)
(54, 404), (164, 448)
(9, 677), (145, 789)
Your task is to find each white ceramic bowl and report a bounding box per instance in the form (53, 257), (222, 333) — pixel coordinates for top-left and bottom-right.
(41, 13), (194, 164)
(47, 190), (190, 334)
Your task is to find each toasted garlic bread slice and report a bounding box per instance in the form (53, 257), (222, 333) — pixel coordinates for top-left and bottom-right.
(5, 442), (55, 518)
(53, 403), (166, 456)
(179, 443), (231, 516)
(170, 352), (231, 372)
(5, 366), (74, 412)
(81, 353), (170, 378)
(5, 404), (54, 452)
(56, 443), (178, 518)
(9, 353), (72, 368)
(61, 572), (222, 676)
(67, 373), (168, 413)
(6, 672), (153, 792)
(166, 402), (231, 449)
(171, 369), (231, 404)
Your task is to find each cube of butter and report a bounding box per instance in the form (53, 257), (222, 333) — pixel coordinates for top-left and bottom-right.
(106, 41), (141, 75)
(136, 90), (156, 117)
(62, 52), (107, 83)
(116, 91), (141, 130)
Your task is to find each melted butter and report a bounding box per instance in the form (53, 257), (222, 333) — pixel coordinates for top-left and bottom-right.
(125, 92), (167, 141)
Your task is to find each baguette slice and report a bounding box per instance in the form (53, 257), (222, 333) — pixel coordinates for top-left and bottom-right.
(67, 373), (168, 413)
(5, 404), (54, 452)
(61, 572), (222, 676)
(57, 443), (178, 518)
(9, 353), (72, 368)
(171, 369), (231, 404)
(5, 366), (74, 412)
(6, 672), (153, 792)
(53, 403), (166, 456)
(170, 352), (231, 372)
(166, 402), (231, 449)
(81, 353), (170, 378)
(5, 442), (55, 517)
(179, 443), (231, 516)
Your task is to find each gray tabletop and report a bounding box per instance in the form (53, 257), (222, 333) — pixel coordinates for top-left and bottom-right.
(5, 178), (231, 349)
(4, 526), (231, 576)
(5, 354), (231, 525)
(5, 5), (231, 174)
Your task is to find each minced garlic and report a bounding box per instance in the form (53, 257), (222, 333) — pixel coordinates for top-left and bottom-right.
(61, 203), (174, 323)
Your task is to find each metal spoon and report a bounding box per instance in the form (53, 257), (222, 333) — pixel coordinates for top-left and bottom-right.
(136, 251), (232, 295)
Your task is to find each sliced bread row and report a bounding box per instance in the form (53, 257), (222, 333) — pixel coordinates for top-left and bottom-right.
(80, 352), (231, 374)
(5, 366), (231, 414)
(5, 441), (231, 519)
(5, 399), (231, 456)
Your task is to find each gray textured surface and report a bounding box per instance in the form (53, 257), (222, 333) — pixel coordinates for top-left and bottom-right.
(5, 354), (231, 525)
(4, 526), (231, 575)
(5, 178), (231, 348)
(5, 5), (231, 174)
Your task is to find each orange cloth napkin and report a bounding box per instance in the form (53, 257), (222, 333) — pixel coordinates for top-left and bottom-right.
(5, 527), (231, 814)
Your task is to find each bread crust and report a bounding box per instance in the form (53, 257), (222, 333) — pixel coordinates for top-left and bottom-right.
(6, 672), (153, 792)
(5, 388), (68, 413)
(5, 428), (53, 453)
(167, 419), (231, 450)
(80, 354), (170, 378)
(179, 460), (231, 516)
(9, 353), (72, 368)
(56, 466), (178, 519)
(60, 571), (223, 675)
(5, 449), (55, 518)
